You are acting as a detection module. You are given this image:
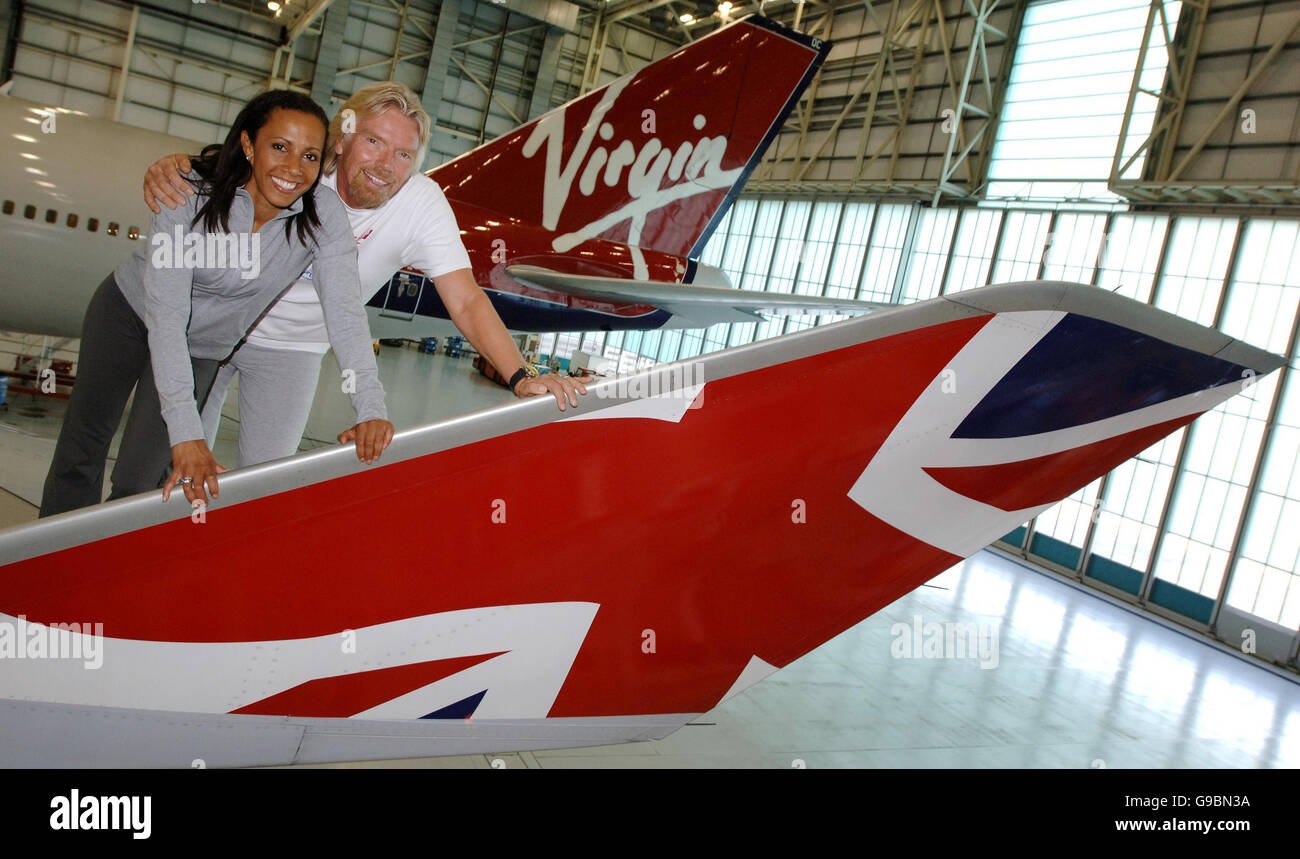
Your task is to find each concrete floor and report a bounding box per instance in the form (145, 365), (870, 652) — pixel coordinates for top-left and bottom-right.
(1, 342), (1297, 768)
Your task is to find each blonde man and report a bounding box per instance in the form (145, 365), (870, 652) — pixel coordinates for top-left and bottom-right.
(145, 82), (586, 468)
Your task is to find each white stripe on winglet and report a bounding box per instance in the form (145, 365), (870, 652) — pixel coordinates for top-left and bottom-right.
(0, 602), (598, 720)
(849, 310), (1248, 557)
(562, 383), (705, 424)
(716, 655), (778, 707)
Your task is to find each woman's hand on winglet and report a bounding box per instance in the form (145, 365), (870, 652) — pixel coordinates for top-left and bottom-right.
(338, 420), (395, 464)
(164, 440), (228, 507)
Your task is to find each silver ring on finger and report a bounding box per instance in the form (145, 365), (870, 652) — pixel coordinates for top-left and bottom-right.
(177, 477), (194, 487)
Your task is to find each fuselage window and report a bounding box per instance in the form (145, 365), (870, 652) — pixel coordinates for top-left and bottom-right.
(44, 209), (56, 224)
(23, 205), (35, 219)
(106, 222), (119, 237)
(2, 201), (13, 215)
(66, 213), (78, 228)
(127, 226), (140, 240)
(87, 218), (99, 232)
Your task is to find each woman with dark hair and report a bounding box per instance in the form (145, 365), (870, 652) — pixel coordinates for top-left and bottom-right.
(40, 90), (394, 517)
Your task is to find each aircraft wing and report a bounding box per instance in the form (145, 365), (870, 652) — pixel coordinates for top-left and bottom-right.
(506, 264), (893, 327)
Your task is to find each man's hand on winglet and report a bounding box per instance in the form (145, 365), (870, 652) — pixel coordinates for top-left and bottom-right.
(515, 373), (591, 412)
(144, 153), (195, 214)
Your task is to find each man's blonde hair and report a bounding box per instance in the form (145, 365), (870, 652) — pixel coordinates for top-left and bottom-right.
(323, 81), (431, 174)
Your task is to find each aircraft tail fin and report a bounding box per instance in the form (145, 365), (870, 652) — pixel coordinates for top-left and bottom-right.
(429, 16), (827, 260)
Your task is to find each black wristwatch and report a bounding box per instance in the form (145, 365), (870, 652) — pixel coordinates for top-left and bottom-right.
(508, 364), (538, 392)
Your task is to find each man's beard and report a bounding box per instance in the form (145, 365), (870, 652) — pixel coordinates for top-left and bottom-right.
(343, 165), (399, 209)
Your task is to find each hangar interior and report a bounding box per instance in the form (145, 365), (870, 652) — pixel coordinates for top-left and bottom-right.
(0, 0), (1298, 767)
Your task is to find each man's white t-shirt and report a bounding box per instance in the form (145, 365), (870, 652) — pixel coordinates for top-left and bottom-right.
(246, 170), (473, 353)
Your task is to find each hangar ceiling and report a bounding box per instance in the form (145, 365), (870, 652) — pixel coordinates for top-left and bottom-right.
(1112, 0), (1300, 209)
(742, 0), (1024, 204)
(0, 0), (1297, 209)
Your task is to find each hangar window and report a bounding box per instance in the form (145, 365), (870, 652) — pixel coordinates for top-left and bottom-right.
(984, 0), (1181, 204)
(765, 200), (810, 297)
(1176, 219), (1300, 623)
(719, 198), (758, 284)
(728, 199), (788, 348)
(797, 201), (842, 299)
(659, 330), (682, 363)
(66, 213), (77, 228)
(824, 203), (873, 301)
(738, 200), (784, 291)
(862, 204), (918, 303)
(2, 200), (12, 215)
(992, 211), (1053, 282)
(899, 208), (959, 302)
(87, 218), (99, 232)
(1042, 211), (1110, 282)
(943, 209), (1004, 294)
(755, 199), (814, 343)
(698, 207), (731, 270)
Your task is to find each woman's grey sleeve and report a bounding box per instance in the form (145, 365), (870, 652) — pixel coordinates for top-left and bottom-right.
(141, 205), (206, 447)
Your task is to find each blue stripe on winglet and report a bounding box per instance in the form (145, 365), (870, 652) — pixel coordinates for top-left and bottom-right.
(953, 314), (1252, 439)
